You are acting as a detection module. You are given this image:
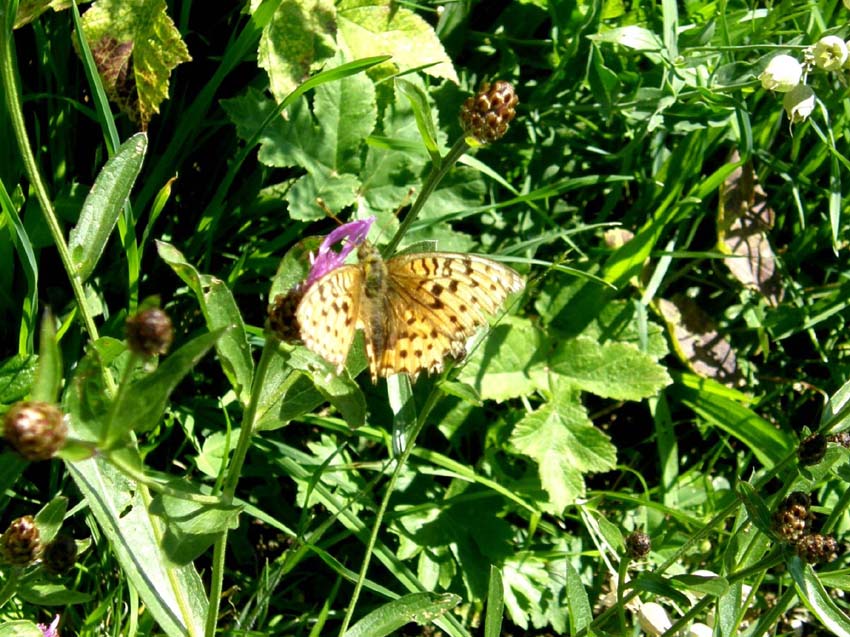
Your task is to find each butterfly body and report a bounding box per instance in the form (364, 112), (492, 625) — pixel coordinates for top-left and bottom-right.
(296, 242), (524, 382)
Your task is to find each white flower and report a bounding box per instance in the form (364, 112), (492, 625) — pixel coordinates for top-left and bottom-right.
(759, 54), (803, 92)
(638, 602), (673, 636)
(813, 36), (848, 71)
(783, 84), (816, 122)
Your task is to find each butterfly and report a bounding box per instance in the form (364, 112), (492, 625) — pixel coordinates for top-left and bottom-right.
(295, 242), (524, 382)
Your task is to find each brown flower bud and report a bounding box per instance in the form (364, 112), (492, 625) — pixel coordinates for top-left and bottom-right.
(625, 530), (651, 559)
(126, 307), (173, 357)
(796, 533), (838, 564)
(827, 431), (850, 448)
(43, 534), (78, 575)
(459, 80), (519, 144)
(798, 433), (827, 465)
(772, 492), (812, 543)
(267, 287), (304, 343)
(0, 515), (42, 566)
(4, 401), (67, 461)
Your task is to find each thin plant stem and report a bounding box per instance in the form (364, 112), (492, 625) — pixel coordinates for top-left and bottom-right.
(0, 14), (102, 351)
(382, 137), (470, 257)
(205, 337), (277, 637)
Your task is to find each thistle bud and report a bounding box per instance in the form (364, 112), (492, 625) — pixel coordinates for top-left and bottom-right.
(4, 401), (67, 461)
(43, 534), (78, 575)
(759, 54), (803, 92)
(772, 492), (812, 543)
(782, 84), (816, 123)
(0, 515), (42, 566)
(796, 533), (838, 564)
(812, 35), (848, 71)
(267, 287), (304, 343)
(798, 433), (827, 465)
(126, 307), (173, 357)
(459, 80), (519, 144)
(625, 530), (651, 559)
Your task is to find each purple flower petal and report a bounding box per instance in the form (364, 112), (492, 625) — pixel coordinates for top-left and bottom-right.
(37, 615), (60, 637)
(305, 217), (375, 288)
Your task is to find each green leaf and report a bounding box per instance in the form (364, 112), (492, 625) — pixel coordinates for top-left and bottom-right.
(0, 452), (27, 495)
(671, 372), (793, 468)
(67, 454), (208, 637)
(0, 355), (37, 403)
(79, 0), (191, 126)
(68, 133), (147, 282)
(0, 621), (41, 637)
(34, 496), (68, 545)
(342, 592), (461, 637)
(157, 241), (254, 405)
(16, 581), (92, 605)
(61, 338), (124, 443)
(256, 0), (337, 104)
(484, 566), (504, 637)
(286, 348), (366, 429)
(671, 572), (730, 597)
(549, 336), (671, 401)
(565, 560), (592, 634)
(396, 78), (439, 158)
(109, 327), (227, 444)
(337, 0), (458, 84)
(457, 316), (548, 401)
(31, 310), (60, 403)
(789, 558), (850, 637)
(510, 392), (617, 511)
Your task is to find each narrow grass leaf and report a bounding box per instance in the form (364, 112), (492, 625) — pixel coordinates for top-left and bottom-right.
(342, 592), (461, 637)
(789, 558), (850, 637)
(69, 133), (147, 282)
(388, 372), (415, 457)
(67, 455), (207, 637)
(0, 178), (38, 352)
(484, 565), (504, 637)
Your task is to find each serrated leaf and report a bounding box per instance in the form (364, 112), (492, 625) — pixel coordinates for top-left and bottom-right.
(157, 241), (253, 405)
(657, 296), (744, 388)
(256, 0), (337, 104)
(67, 455), (208, 637)
(717, 153), (783, 306)
(550, 336), (671, 401)
(457, 316), (548, 401)
(68, 133), (146, 281)
(337, 0), (458, 84)
(343, 592), (461, 637)
(80, 0), (191, 126)
(510, 397), (617, 511)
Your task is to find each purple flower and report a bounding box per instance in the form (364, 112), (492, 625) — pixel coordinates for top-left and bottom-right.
(305, 216), (375, 288)
(37, 615), (60, 637)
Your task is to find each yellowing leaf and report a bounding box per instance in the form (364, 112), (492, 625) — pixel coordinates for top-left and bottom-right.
(14, 0), (71, 29)
(338, 0), (458, 84)
(657, 295), (744, 388)
(717, 152), (784, 306)
(256, 0), (337, 104)
(80, 0), (191, 128)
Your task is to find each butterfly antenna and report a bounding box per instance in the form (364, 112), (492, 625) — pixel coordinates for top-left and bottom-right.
(316, 197), (345, 226)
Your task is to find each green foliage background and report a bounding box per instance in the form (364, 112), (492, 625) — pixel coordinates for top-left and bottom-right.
(1, 0), (850, 635)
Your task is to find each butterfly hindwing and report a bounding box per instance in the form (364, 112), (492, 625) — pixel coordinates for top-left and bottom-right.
(295, 265), (363, 373)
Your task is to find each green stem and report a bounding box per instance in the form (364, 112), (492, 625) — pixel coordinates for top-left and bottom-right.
(382, 137), (470, 257)
(0, 14), (101, 347)
(337, 387), (443, 636)
(205, 338), (277, 637)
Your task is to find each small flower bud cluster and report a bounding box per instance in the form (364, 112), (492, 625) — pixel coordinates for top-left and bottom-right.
(771, 491), (840, 565)
(0, 515), (42, 566)
(759, 35), (850, 124)
(459, 80), (518, 144)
